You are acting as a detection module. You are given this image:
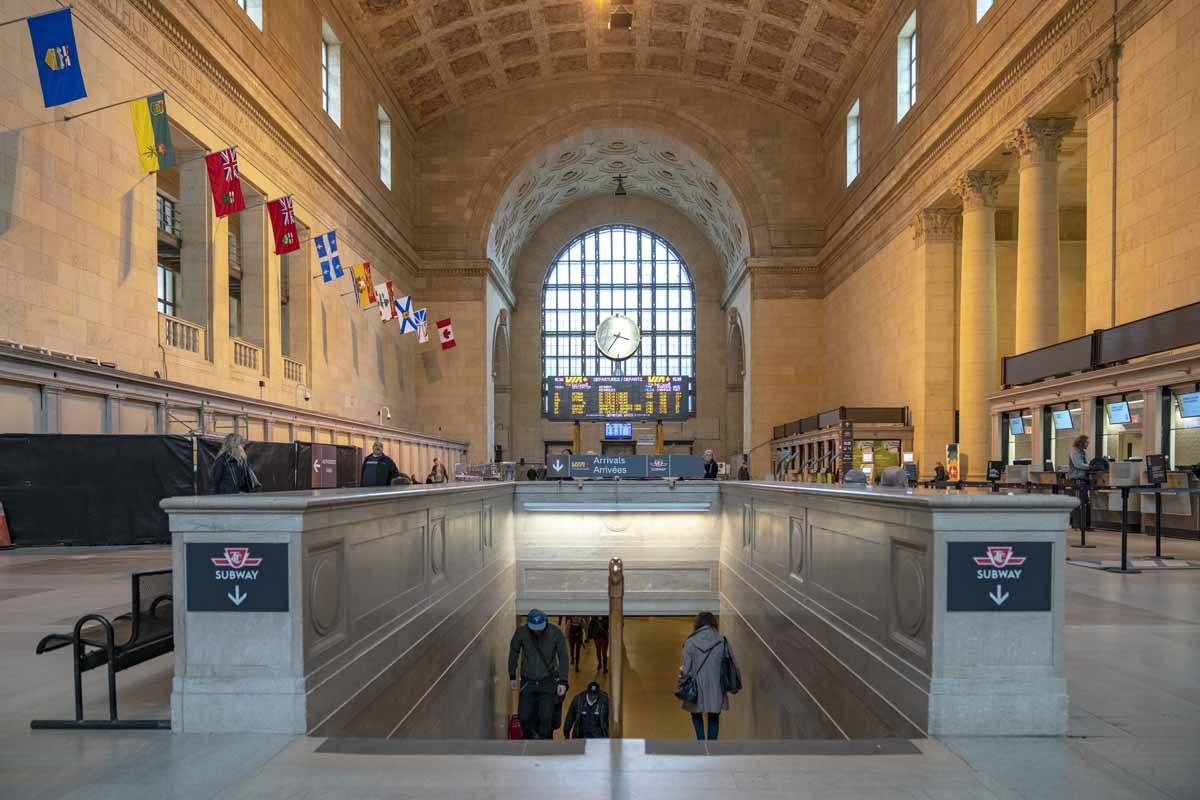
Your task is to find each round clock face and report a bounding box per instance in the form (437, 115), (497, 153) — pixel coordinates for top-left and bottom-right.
(595, 315), (641, 360)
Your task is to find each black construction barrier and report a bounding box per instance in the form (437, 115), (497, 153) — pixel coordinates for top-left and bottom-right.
(0, 434), (194, 546)
(196, 439), (298, 494)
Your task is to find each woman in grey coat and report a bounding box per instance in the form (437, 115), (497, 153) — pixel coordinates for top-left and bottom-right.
(679, 611), (737, 740)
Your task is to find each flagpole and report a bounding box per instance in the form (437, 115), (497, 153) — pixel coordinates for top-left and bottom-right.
(62, 91), (164, 122)
(0, 7), (67, 28)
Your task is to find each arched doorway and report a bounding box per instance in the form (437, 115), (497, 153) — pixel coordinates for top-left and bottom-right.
(726, 310), (746, 471)
(492, 310), (511, 463)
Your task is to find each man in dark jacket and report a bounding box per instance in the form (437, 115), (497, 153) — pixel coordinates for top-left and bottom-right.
(360, 441), (400, 487)
(508, 609), (569, 739)
(563, 681), (609, 739)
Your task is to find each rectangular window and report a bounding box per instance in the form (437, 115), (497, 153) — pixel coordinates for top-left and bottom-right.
(845, 99), (860, 185)
(976, 0), (995, 21)
(897, 11), (917, 121)
(157, 264), (178, 316)
(378, 105), (392, 189)
(321, 21), (341, 126)
(156, 193), (180, 238)
(235, 0), (263, 30)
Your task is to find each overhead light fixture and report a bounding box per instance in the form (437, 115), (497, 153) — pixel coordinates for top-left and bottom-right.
(613, 174), (628, 197)
(609, 3), (633, 30)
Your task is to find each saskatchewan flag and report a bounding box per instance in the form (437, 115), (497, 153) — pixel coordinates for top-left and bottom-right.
(129, 92), (175, 173)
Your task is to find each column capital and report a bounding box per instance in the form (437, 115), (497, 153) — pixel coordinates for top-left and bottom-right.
(953, 171), (1008, 212)
(1082, 44), (1121, 116)
(1008, 118), (1075, 168)
(913, 208), (958, 246)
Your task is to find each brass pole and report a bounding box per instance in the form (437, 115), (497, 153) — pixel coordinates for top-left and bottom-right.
(655, 421), (664, 455)
(607, 557), (624, 738)
(573, 421), (582, 455)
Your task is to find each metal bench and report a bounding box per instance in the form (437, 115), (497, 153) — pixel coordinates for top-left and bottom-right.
(31, 569), (173, 730)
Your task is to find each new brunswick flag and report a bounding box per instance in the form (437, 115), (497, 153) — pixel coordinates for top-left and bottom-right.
(350, 263), (376, 309)
(128, 92), (175, 173)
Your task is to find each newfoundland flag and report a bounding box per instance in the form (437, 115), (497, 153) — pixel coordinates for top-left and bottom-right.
(267, 195), (300, 255)
(204, 148), (245, 217)
(28, 8), (87, 108)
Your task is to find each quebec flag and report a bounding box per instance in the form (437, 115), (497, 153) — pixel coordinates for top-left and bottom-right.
(28, 8), (87, 108)
(314, 230), (343, 282)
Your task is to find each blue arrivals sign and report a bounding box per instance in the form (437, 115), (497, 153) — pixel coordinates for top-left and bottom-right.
(549, 454), (707, 479)
(946, 542), (1052, 612)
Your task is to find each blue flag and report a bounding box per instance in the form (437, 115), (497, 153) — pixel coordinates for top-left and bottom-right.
(28, 8), (87, 108)
(314, 230), (343, 282)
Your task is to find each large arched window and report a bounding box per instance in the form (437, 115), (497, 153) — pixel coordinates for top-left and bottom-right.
(542, 225), (696, 378)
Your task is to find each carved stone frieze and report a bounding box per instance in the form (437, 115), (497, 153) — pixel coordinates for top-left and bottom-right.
(1083, 44), (1122, 116)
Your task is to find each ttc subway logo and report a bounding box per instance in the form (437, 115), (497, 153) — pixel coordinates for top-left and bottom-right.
(649, 457), (668, 470)
(211, 547), (262, 570)
(973, 546), (1026, 578)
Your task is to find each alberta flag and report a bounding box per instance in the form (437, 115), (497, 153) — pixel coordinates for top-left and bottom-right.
(313, 231), (343, 282)
(28, 8), (86, 108)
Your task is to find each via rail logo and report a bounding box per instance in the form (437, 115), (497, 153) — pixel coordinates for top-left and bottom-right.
(972, 545), (1026, 579)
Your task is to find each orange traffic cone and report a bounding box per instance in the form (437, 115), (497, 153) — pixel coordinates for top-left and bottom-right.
(0, 500), (11, 548)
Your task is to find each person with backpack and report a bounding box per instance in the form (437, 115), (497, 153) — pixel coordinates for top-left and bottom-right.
(676, 611), (740, 741)
(211, 433), (260, 494)
(563, 681), (609, 739)
(507, 609), (569, 739)
(587, 616), (609, 674)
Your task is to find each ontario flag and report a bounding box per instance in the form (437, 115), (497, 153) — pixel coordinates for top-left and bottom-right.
(267, 195), (300, 255)
(437, 318), (456, 350)
(204, 148), (245, 217)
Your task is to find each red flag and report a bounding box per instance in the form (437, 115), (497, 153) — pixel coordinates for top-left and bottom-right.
(204, 148), (245, 218)
(437, 318), (456, 350)
(267, 195), (300, 255)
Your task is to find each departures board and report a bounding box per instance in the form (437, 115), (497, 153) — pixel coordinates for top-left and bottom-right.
(542, 376), (693, 421)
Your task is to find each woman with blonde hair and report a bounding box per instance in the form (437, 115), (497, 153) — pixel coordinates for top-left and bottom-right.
(211, 433), (260, 494)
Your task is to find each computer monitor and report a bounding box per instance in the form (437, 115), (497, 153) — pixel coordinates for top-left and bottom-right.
(1107, 401), (1131, 425)
(604, 421), (633, 439)
(1009, 416), (1025, 436)
(1180, 391), (1200, 419)
(1051, 409), (1074, 430)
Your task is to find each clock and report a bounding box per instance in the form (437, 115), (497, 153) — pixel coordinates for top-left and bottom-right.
(595, 314), (641, 360)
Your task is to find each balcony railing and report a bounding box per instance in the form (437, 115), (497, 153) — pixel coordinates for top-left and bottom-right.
(160, 313), (203, 355)
(232, 338), (261, 372)
(283, 357), (305, 384)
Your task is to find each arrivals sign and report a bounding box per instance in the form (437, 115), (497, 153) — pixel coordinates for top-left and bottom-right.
(544, 454), (705, 479)
(186, 543), (289, 612)
(946, 542), (1052, 612)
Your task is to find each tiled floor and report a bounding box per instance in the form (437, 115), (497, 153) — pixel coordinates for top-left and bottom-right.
(1, 541), (1199, 799)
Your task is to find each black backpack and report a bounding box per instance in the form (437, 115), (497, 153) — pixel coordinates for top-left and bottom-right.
(719, 637), (742, 695)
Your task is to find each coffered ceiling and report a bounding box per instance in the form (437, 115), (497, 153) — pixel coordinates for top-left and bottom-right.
(346, 0), (888, 126)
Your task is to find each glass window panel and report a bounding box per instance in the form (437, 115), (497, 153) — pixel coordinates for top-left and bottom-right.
(655, 261), (667, 283)
(584, 233), (596, 260)
(611, 231), (624, 260)
(570, 241), (583, 260)
(569, 262), (581, 283)
(669, 310), (680, 330)
(681, 310), (693, 330)
(668, 260), (681, 283)
(656, 310), (667, 330)
(668, 288), (680, 308)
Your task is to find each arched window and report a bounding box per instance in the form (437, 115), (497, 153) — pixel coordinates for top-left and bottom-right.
(542, 225), (695, 378)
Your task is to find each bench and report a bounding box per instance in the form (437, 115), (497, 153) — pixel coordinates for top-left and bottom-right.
(31, 569), (174, 730)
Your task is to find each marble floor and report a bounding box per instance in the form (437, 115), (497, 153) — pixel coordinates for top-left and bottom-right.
(1, 542), (1198, 799)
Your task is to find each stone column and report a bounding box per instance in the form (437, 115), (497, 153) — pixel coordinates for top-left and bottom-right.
(179, 159), (214, 358)
(953, 171), (1008, 479)
(1010, 118), (1074, 353)
(913, 208), (958, 477)
(1083, 48), (1119, 330)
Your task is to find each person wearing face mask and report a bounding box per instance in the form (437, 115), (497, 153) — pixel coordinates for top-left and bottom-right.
(563, 681), (610, 739)
(507, 609), (569, 739)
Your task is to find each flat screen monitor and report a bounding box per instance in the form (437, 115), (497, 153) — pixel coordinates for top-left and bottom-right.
(1051, 409), (1074, 430)
(1179, 391), (1200, 419)
(1009, 417), (1025, 436)
(605, 421), (633, 439)
(1107, 401), (1131, 425)
(901, 451), (915, 464)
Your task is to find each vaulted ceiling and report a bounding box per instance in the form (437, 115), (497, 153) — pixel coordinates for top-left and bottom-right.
(347, 0), (889, 127)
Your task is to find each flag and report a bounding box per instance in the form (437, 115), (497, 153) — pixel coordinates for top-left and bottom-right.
(27, 9), (86, 108)
(267, 195), (300, 254)
(350, 262), (376, 309)
(437, 318), (456, 350)
(395, 295), (421, 334)
(128, 92), (175, 173)
(375, 280), (395, 321)
(313, 231), (343, 282)
(413, 308), (429, 342)
(204, 148), (245, 217)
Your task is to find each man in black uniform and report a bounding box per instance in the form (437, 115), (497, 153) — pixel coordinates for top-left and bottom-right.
(563, 681), (609, 739)
(360, 440), (400, 487)
(508, 609), (569, 739)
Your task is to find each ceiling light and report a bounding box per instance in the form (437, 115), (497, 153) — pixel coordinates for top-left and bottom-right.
(613, 174), (628, 196)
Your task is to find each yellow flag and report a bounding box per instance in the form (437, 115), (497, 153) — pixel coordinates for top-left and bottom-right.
(129, 96), (159, 173)
(350, 262), (376, 309)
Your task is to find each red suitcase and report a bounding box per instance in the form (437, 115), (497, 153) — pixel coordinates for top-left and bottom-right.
(508, 714), (523, 740)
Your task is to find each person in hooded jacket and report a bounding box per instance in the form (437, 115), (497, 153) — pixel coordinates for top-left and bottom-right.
(679, 611), (737, 741)
(563, 681), (609, 739)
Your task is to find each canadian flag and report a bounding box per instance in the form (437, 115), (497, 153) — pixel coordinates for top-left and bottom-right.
(437, 318), (456, 350)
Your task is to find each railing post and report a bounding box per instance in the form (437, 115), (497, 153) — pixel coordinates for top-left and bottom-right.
(608, 557), (624, 739)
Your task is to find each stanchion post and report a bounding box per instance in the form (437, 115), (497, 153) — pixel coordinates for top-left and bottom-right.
(607, 557), (624, 739)
(1105, 486), (1141, 574)
(1072, 480), (1096, 549)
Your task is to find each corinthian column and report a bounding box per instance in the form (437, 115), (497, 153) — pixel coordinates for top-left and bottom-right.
(953, 170), (1007, 479)
(1010, 118), (1075, 353)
